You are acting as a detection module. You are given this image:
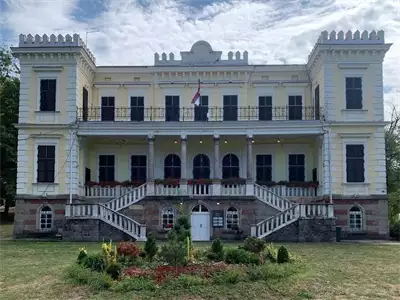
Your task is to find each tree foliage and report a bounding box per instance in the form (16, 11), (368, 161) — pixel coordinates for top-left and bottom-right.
(0, 46), (19, 214)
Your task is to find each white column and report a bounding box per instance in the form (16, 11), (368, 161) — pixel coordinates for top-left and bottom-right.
(212, 134), (221, 196)
(180, 134), (187, 179)
(246, 134), (254, 196)
(147, 134), (155, 196)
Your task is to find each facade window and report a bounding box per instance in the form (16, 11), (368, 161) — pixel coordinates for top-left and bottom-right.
(346, 145), (365, 182)
(99, 155), (115, 182)
(314, 85), (320, 120)
(345, 77), (362, 109)
(288, 95), (302, 120)
(222, 153), (239, 179)
(40, 79), (56, 111)
(165, 96), (180, 121)
(258, 96), (272, 121)
(192, 204), (209, 212)
(101, 96), (115, 121)
(130, 96), (144, 121)
(193, 154), (210, 179)
(161, 207), (175, 229)
(82, 87), (88, 121)
(131, 155), (146, 182)
(226, 207), (239, 229)
(223, 95), (238, 121)
(288, 154), (305, 182)
(194, 96), (209, 121)
(164, 154), (181, 179)
(256, 154), (272, 182)
(349, 206), (363, 231)
(39, 206), (52, 231)
(37, 145), (55, 183)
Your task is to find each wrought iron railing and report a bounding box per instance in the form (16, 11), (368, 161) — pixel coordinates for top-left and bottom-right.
(77, 106), (324, 122)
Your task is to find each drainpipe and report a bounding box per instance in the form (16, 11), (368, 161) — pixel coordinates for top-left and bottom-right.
(69, 129), (74, 205)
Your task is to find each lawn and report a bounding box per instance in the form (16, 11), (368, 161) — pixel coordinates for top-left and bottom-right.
(0, 239), (399, 300)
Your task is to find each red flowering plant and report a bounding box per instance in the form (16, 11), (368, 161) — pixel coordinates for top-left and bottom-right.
(154, 177), (180, 186)
(220, 177), (246, 185)
(187, 178), (213, 185)
(117, 241), (141, 257)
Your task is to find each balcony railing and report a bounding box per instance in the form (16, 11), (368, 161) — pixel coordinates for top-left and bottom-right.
(77, 106), (324, 122)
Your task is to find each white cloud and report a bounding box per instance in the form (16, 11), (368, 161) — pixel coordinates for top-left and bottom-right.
(2, 0), (399, 118)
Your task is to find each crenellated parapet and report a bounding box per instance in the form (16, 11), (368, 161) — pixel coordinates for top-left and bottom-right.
(317, 30), (384, 44)
(154, 40), (248, 66)
(307, 30), (391, 66)
(18, 33), (96, 64)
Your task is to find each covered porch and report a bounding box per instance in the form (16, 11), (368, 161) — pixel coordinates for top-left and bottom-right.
(77, 133), (323, 200)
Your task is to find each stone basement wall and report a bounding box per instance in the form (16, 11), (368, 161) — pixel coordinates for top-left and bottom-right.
(62, 219), (132, 242)
(333, 198), (389, 240)
(266, 218), (336, 242)
(13, 198), (67, 239)
(121, 197), (280, 240)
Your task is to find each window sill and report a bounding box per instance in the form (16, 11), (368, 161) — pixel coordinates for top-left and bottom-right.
(35, 111), (61, 114)
(342, 182), (370, 186)
(341, 109), (368, 112)
(33, 182), (59, 186)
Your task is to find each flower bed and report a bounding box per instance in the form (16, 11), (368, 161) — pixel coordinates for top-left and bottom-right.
(154, 178), (180, 186)
(86, 180), (145, 187)
(66, 219), (302, 294)
(256, 180), (319, 188)
(220, 177), (246, 185)
(187, 178), (213, 185)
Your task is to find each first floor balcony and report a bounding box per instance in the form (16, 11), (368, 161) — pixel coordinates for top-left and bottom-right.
(77, 133), (323, 200)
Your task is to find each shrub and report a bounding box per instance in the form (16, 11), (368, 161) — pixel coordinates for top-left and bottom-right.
(224, 248), (260, 265)
(209, 238), (224, 261)
(112, 277), (156, 292)
(144, 232), (158, 260)
(390, 223), (400, 240)
(277, 246), (290, 264)
(117, 255), (141, 268)
(77, 247), (88, 264)
(193, 249), (208, 262)
(124, 267), (152, 278)
(211, 269), (244, 284)
(159, 230), (187, 266)
(242, 237), (266, 254)
(117, 241), (141, 257)
(65, 264), (113, 290)
(106, 263), (122, 280)
(264, 243), (278, 263)
(82, 253), (106, 272)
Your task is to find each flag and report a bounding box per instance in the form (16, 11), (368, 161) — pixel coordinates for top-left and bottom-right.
(191, 79), (201, 106)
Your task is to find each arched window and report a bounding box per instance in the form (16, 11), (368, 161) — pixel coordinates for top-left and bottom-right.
(39, 206), (52, 231)
(192, 204), (209, 212)
(222, 154), (239, 178)
(161, 207), (175, 229)
(226, 207), (239, 229)
(193, 154), (211, 179)
(349, 206), (363, 231)
(164, 154), (181, 179)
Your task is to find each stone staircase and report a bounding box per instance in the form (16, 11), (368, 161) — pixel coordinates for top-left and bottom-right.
(65, 182), (333, 241)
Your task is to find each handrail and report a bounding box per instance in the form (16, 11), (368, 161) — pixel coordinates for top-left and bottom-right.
(253, 183), (294, 211)
(255, 204), (299, 227)
(104, 183), (147, 211)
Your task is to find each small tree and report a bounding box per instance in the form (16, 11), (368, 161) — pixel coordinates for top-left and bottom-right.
(159, 230), (187, 266)
(144, 232), (158, 261)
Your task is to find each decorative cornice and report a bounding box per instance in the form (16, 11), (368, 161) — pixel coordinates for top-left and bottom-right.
(30, 133), (63, 139)
(93, 83), (121, 88)
(338, 133), (372, 138)
(338, 63), (369, 69)
(32, 65), (64, 72)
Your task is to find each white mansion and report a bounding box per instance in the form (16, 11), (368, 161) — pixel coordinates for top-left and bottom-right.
(11, 30), (391, 241)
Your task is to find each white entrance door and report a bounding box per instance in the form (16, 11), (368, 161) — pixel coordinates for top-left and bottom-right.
(191, 213), (210, 241)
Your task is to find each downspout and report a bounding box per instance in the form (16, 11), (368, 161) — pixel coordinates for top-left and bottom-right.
(69, 129), (74, 204)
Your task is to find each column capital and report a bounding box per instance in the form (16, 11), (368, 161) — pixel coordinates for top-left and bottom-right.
(147, 133), (155, 141)
(180, 133), (187, 140)
(213, 133), (220, 140)
(246, 134), (254, 140)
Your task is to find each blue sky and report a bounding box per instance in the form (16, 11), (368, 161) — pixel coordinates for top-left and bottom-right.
(0, 0), (399, 117)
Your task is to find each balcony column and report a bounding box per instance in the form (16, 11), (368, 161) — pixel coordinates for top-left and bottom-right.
(180, 134), (188, 195)
(246, 134), (255, 196)
(147, 134), (155, 196)
(212, 134), (221, 196)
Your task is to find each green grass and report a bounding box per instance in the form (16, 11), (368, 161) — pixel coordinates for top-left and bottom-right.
(0, 240), (399, 300)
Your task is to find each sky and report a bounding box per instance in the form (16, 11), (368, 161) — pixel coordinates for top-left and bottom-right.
(0, 0), (399, 119)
